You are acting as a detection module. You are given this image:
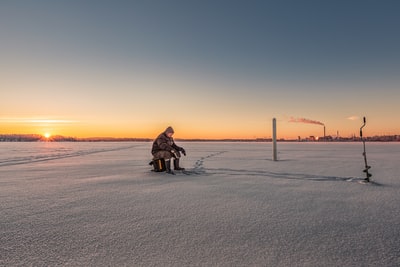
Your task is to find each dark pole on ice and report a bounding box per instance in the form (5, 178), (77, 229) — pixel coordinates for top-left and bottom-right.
(360, 117), (372, 182)
(272, 118), (277, 161)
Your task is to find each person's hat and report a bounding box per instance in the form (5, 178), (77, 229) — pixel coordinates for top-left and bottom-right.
(165, 126), (174, 134)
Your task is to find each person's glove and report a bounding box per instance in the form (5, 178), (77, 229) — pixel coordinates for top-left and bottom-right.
(180, 148), (186, 156)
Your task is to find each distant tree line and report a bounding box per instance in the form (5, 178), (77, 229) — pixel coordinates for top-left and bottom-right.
(0, 134), (45, 142)
(0, 134), (398, 142)
(0, 134), (151, 142)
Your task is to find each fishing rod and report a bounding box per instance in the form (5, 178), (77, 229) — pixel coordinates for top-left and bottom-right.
(360, 117), (372, 182)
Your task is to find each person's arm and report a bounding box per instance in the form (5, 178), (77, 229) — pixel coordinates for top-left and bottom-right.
(157, 136), (174, 151)
(172, 142), (186, 156)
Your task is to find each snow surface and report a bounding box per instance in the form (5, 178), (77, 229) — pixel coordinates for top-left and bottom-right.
(1, 141), (399, 266)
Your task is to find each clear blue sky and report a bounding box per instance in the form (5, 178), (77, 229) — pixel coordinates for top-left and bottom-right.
(1, 0), (399, 138)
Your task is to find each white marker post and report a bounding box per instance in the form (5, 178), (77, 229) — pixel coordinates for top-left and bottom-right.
(272, 118), (277, 161)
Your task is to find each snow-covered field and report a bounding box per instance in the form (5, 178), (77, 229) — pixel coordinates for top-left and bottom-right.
(1, 141), (399, 266)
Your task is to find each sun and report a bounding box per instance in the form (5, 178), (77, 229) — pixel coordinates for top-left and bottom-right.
(44, 133), (51, 139)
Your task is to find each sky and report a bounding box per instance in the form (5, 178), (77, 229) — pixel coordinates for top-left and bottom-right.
(1, 0), (399, 139)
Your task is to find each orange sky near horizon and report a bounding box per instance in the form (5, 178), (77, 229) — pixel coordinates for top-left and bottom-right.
(2, 67), (398, 140)
(0, 114), (395, 140)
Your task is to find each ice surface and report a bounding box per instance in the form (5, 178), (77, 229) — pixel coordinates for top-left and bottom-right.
(1, 142), (399, 266)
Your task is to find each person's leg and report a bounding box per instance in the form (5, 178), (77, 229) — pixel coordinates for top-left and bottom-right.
(153, 150), (173, 160)
(173, 158), (185, 170)
(165, 159), (175, 174)
(169, 150), (184, 171)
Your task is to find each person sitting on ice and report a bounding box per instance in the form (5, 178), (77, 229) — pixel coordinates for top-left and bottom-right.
(151, 126), (186, 174)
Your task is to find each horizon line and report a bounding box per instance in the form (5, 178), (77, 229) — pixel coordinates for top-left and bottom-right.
(1, 133), (399, 142)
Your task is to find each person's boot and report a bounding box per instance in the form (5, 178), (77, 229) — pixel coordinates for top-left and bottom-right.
(165, 159), (175, 175)
(174, 158), (185, 171)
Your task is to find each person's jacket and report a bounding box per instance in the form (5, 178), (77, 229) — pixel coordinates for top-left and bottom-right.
(151, 131), (182, 154)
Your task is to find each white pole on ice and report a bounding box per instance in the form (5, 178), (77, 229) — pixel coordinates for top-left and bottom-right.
(272, 118), (277, 161)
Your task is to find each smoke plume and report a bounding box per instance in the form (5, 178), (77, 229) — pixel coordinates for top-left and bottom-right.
(347, 115), (359, 121)
(289, 117), (324, 126)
